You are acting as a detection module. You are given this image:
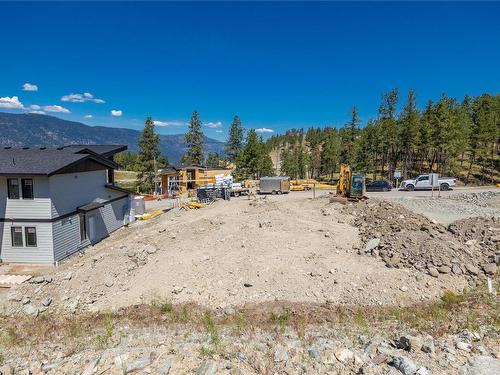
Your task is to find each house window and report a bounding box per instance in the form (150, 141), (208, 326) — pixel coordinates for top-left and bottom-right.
(25, 227), (37, 247)
(21, 179), (34, 199)
(80, 214), (87, 241)
(11, 226), (23, 247)
(7, 179), (20, 199)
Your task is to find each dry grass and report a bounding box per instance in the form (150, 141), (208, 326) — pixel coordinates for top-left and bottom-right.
(0, 281), (498, 355)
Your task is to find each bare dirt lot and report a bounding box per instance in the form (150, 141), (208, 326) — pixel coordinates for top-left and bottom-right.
(1, 191), (499, 374)
(2, 193), (482, 316)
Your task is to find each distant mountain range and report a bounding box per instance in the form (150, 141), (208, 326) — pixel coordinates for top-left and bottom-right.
(0, 112), (225, 163)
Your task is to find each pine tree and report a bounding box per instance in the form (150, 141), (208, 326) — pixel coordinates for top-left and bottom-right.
(258, 137), (275, 177)
(137, 117), (161, 193)
(206, 152), (220, 168)
(182, 111), (204, 164)
(225, 115), (244, 162)
(320, 128), (341, 178)
(262, 90), (499, 185)
(340, 106), (361, 165)
(378, 89), (399, 179)
(397, 89), (420, 176)
(235, 129), (274, 179)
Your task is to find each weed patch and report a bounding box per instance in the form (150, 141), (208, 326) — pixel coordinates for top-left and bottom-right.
(0, 327), (17, 347)
(95, 313), (114, 348)
(270, 308), (291, 332)
(200, 311), (221, 358)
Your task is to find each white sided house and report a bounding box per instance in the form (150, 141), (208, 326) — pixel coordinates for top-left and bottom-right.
(0, 145), (133, 264)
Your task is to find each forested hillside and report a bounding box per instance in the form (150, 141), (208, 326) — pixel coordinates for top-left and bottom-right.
(267, 90), (499, 184)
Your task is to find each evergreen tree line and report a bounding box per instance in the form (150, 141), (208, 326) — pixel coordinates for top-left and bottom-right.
(181, 111), (274, 179)
(128, 111), (275, 192)
(268, 90), (499, 183)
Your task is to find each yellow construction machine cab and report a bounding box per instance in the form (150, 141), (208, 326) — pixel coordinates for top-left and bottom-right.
(337, 164), (352, 197)
(336, 164), (365, 200)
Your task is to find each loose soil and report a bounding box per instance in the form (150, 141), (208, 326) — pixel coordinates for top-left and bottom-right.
(2, 193), (485, 316)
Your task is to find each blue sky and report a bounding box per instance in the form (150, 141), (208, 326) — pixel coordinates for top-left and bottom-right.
(1, 2), (499, 141)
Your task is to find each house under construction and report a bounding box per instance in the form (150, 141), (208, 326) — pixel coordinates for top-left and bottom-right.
(159, 164), (232, 197)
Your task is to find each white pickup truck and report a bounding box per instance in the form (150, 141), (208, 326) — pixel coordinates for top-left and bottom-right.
(401, 175), (456, 191)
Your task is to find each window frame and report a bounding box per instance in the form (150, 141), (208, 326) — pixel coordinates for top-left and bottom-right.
(25, 226), (37, 247)
(11, 226), (24, 247)
(21, 178), (34, 199)
(7, 178), (20, 199)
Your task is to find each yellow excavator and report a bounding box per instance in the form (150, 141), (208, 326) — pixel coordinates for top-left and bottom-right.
(334, 164), (366, 202)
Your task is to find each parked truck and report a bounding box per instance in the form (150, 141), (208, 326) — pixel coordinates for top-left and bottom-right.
(401, 175), (456, 191)
(258, 176), (290, 195)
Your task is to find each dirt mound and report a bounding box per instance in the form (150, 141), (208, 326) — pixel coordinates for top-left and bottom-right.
(342, 199), (498, 278)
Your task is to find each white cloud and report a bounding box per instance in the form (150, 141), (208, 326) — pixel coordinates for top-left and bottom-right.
(44, 105), (70, 113)
(205, 121), (223, 128)
(153, 120), (186, 127)
(22, 83), (38, 91)
(111, 109), (122, 117)
(29, 105), (45, 114)
(84, 114), (93, 119)
(255, 127), (274, 133)
(61, 92), (105, 104)
(0, 96), (24, 109)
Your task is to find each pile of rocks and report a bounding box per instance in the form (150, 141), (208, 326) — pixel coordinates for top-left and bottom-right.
(447, 191), (500, 207)
(1, 322), (499, 375)
(343, 199), (499, 278)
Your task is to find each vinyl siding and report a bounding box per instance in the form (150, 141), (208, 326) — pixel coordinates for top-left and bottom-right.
(52, 196), (128, 263)
(0, 222), (54, 264)
(0, 176), (52, 219)
(95, 196), (128, 239)
(49, 170), (123, 218)
(0, 170), (129, 264)
(52, 214), (89, 263)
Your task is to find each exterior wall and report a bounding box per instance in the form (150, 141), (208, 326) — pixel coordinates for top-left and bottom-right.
(0, 176), (52, 220)
(52, 214), (89, 263)
(92, 196), (128, 242)
(0, 221), (54, 264)
(0, 170), (129, 264)
(0, 176), (54, 263)
(49, 170), (124, 217)
(52, 195), (128, 263)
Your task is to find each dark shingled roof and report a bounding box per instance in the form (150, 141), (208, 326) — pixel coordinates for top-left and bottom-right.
(0, 145), (126, 176)
(77, 201), (105, 212)
(62, 145), (127, 158)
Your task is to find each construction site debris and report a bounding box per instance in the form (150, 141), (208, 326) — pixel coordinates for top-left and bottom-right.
(342, 199), (499, 279)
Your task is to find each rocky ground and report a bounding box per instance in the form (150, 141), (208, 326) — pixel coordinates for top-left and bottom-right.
(0, 192), (499, 374)
(2, 194), (481, 316)
(343, 198), (499, 278)
(391, 191), (500, 225)
(0, 294), (499, 374)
